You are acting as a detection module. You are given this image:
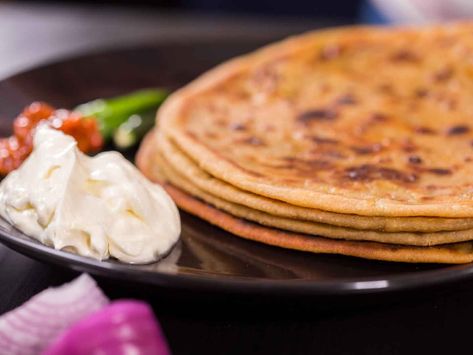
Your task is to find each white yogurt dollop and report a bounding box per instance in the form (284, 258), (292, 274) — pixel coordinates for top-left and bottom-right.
(0, 126), (180, 263)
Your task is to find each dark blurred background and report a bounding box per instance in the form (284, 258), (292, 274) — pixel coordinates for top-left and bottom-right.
(0, 0), (361, 80)
(1, 0), (473, 79)
(17, 0), (363, 20)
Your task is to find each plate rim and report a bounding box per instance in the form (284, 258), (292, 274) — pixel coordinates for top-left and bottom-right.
(0, 220), (472, 296)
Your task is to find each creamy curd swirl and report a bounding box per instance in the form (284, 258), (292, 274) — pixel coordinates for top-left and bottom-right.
(0, 126), (180, 263)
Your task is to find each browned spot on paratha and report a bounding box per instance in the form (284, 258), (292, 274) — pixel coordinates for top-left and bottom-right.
(334, 93), (358, 106)
(351, 143), (383, 155)
(343, 164), (418, 184)
(414, 126), (436, 135)
(427, 168), (452, 176)
(408, 155), (423, 165)
(390, 49), (419, 62)
(309, 136), (339, 145)
(447, 125), (470, 135)
(297, 108), (338, 123)
(433, 66), (454, 82)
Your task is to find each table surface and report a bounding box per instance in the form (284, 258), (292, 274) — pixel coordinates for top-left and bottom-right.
(0, 3), (472, 355)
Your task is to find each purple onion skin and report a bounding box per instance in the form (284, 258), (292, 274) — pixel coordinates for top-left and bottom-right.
(43, 300), (171, 355)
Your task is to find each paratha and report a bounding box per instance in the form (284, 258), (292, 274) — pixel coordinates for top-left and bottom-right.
(152, 140), (473, 246)
(156, 23), (473, 217)
(154, 130), (473, 232)
(135, 139), (473, 263)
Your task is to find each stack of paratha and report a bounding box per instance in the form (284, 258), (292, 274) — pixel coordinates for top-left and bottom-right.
(137, 23), (473, 263)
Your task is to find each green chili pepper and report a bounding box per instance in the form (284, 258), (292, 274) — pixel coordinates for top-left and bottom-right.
(75, 89), (168, 141)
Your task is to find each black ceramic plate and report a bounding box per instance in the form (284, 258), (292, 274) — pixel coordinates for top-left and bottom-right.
(0, 40), (472, 297)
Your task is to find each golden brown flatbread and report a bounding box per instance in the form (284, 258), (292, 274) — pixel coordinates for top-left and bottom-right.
(154, 146), (473, 246)
(136, 131), (473, 263)
(155, 23), (473, 217)
(155, 130), (473, 233)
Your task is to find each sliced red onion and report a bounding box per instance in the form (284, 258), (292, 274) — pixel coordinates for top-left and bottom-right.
(43, 300), (171, 355)
(0, 274), (109, 355)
